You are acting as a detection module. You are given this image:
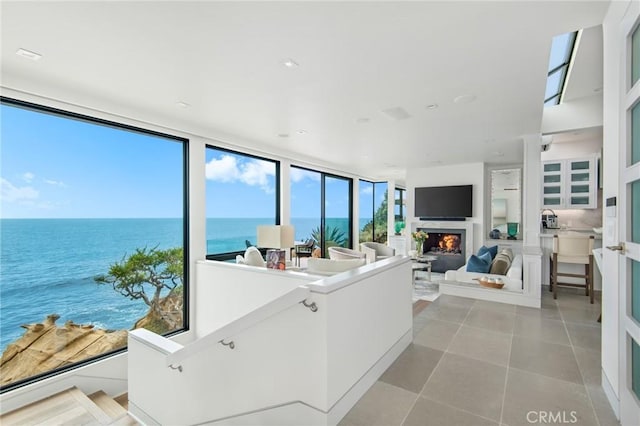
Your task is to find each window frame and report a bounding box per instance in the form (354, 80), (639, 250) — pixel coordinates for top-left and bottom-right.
(290, 165), (353, 255)
(360, 179), (388, 243)
(204, 144), (281, 262)
(0, 96), (190, 393)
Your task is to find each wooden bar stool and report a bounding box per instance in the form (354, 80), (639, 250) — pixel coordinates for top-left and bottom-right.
(550, 234), (595, 303)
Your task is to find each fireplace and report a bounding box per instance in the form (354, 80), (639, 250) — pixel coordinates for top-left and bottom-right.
(417, 227), (467, 273)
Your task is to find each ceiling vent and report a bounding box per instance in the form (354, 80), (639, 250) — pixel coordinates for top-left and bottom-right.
(381, 107), (411, 121)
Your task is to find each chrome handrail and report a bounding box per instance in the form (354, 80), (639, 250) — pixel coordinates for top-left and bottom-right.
(166, 285), (314, 368)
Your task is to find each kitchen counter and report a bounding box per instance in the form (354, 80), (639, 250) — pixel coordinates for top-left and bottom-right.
(540, 228), (602, 239)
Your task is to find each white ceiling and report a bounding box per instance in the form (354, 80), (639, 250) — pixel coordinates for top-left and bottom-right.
(0, 1), (609, 181)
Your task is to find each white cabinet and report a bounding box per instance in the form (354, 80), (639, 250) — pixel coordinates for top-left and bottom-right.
(387, 235), (407, 255)
(541, 157), (597, 209)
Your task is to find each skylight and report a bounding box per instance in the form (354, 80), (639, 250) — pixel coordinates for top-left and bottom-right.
(544, 31), (578, 107)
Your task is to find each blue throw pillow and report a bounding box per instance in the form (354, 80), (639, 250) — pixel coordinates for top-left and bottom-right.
(466, 251), (492, 273)
(477, 245), (498, 260)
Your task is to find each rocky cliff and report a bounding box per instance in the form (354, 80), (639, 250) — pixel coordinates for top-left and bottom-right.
(1, 293), (183, 387)
(0, 314), (127, 386)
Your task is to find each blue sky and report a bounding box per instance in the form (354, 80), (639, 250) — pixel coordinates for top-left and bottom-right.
(1, 103), (385, 219)
(1, 104), (184, 218)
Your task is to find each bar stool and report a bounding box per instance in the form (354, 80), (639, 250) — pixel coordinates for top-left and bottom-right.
(550, 234), (595, 303)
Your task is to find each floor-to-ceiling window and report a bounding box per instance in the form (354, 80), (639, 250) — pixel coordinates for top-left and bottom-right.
(0, 97), (188, 391)
(359, 181), (388, 243)
(290, 166), (352, 257)
(359, 181), (374, 243)
(205, 146), (279, 260)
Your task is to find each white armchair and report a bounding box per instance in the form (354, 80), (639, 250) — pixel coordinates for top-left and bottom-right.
(360, 242), (395, 264)
(328, 246), (366, 260)
(306, 258), (366, 275)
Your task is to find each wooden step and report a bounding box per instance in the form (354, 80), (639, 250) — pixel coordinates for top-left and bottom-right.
(1, 386), (113, 425)
(88, 390), (128, 421)
(114, 393), (128, 411)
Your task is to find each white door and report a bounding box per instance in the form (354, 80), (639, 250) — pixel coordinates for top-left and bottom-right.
(617, 3), (640, 424)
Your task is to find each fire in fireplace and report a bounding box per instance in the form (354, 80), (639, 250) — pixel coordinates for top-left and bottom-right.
(423, 232), (462, 255)
(417, 228), (467, 273)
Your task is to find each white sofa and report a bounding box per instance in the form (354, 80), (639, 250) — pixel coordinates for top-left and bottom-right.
(444, 253), (523, 292)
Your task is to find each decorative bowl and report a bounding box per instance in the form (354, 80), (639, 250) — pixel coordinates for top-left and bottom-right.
(474, 278), (505, 289)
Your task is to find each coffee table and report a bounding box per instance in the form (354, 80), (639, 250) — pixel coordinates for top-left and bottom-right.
(412, 255), (438, 283)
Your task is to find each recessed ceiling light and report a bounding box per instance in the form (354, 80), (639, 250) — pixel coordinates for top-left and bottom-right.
(297, 129), (307, 135)
(277, 133), (290, 138)
(454, 94), (477, 104)
(175, 101), (190, 108)
(426, 104), (439, 110)
(16, 48), (42, 61)
(356, 117), (370, 124)
(282, 58), (299, 68)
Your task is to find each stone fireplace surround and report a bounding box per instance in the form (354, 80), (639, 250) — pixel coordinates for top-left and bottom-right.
(411, 220), (474, 273)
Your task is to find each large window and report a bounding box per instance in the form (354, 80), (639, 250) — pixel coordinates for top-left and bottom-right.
(359, 181), (388, 243)
(0, 98), (188, 391)
(291, 166), (352, 257)
(205, 146), (279, 260)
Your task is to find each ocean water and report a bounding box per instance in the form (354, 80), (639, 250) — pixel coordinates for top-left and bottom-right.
(0, 217), (363, 352)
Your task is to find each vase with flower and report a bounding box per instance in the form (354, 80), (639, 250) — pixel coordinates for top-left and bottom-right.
(411, 230), (429, 256)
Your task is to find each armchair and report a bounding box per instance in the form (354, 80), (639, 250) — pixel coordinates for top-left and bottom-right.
(328, 246), (366, 260)
(360, 242), (395, 264)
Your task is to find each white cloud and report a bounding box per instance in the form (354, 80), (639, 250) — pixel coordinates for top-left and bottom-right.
(22, 172), (35, 183)
(290, 168), (320, 183)
(360, 186), (374, 195)
(1, 178), (39, 202)
(205, 155), (240, 182)
(44, 179), (66, 187)
(206, 155), (275, 192)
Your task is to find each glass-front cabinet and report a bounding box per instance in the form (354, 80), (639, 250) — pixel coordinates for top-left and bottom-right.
(541, 156), (597, 209)
(542, 161), (563, 208)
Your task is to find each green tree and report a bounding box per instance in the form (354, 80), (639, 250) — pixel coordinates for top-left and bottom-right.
(360, 192), (388, 243)
(311, 225), (348, 257)
(95, 246), (183, 333)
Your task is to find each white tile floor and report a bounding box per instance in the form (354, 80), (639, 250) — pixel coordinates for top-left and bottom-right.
(340, 287), (619, 426)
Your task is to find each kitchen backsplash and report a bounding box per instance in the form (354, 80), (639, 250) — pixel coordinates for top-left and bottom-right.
(552, 189), (603, 229)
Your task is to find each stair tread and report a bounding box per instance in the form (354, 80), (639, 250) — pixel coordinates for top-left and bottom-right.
(113, 393), (129, 410)
(88, 390), (128, 421)
(1, 387), (112, 425)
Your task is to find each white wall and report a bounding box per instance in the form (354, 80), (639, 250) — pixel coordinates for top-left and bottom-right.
(541, 94), (603, 134)
(406, 163), (485, 252)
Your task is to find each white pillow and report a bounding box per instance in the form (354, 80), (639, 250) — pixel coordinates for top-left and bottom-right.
(235, 255), (246, 264)
(244, 246), (266, 267)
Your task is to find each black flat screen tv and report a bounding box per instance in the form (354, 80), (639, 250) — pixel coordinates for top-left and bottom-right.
(414, 185), (473, 219)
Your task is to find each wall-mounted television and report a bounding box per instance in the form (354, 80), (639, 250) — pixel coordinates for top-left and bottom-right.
(414, 185), (473, 219)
